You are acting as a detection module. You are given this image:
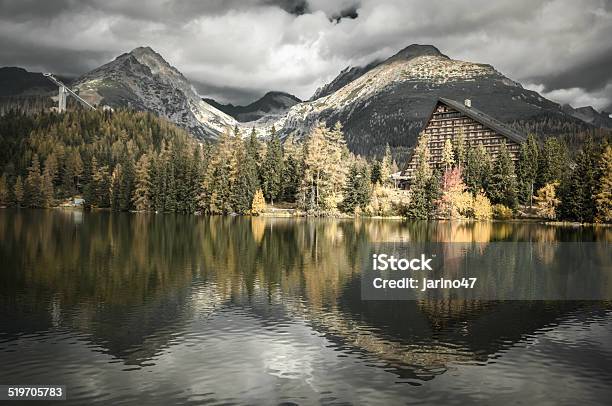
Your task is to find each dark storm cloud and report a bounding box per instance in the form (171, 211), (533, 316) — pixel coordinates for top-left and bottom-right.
(0, 0), (610, 110)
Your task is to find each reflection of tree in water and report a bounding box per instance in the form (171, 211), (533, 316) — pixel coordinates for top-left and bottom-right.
(0, 210), (610, 372)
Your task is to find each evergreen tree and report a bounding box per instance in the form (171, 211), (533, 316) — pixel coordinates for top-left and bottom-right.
(0, 173), (9, 206)
(406, 134), (433, 219)
(132, 154), (152, 211)
(110, 163), (123, 210)
(342, 160), (371, 213)
(119, 155), (135, 211)
(489, 142), (518, 209)
(41, 160), (55, 207)
(281, 135), (301, 202)
(379, 144), (392, 187)
(558, 137), (599, 222)
(370, 160), (382, 184)
(26, 154), (43, 208)
(464, 143), (492, 194)
(536, 137), (568, 189)
(453, 129), (466, 169)
(261, 127), (284, 205)
(594, 145), (612, 223)
(13, 176), (24, 207)
(516, 133), (539, 206)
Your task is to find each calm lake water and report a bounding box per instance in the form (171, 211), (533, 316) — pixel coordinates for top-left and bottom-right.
(1, 210), (611, 405)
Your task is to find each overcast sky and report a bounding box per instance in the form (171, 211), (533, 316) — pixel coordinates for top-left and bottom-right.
(1, 0), (611, 111)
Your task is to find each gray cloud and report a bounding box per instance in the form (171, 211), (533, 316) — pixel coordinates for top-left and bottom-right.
(0, 0), (610, 110)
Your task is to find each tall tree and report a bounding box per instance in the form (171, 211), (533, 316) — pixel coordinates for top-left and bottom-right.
(516, 133), (539, 206)
(489, 142), (518, 209)
(594, 144), (612, 223)
(25, 154), (43, 208)
(536, 137), (568, 189)
(453, 129), (466, 170)
(379, 144), (393, 187)
(342, 160), (371, 213)
(558, 137), (599, 222)
(261, 127), (284, 205)
(0, 173), (9, 207)
(132, 154), (152, 211)
(442, 138), (455, 171)
(13, 176), (24, 208)
(406, 134), (434, 219)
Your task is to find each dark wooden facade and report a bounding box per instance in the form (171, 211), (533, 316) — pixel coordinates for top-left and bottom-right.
(402, 98), (525, 180)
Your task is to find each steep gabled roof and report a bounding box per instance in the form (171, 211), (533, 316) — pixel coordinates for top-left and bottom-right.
(438, 97), (526, 144)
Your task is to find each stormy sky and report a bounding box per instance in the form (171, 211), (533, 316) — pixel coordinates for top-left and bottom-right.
(1, 0), (611, 112)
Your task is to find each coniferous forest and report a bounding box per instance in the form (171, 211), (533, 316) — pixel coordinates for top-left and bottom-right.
(0, 109), (610, 223)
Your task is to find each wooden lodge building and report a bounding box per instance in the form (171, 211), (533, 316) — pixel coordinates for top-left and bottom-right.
(400, 98), (526, 182)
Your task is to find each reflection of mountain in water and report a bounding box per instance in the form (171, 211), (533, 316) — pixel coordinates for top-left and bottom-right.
(1, 210), (610, 377)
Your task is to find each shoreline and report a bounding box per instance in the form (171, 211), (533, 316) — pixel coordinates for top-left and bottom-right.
(2, 206), (611, 227)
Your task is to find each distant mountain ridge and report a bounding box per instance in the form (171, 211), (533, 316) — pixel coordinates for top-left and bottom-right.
(1, 44), (610, 155)
(204, 91), (301, 122)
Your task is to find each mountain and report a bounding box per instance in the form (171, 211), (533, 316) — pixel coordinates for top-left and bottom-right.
(561, 104), (612, 129)
(72, 47), (236, 139)
(278, 43), (598, 156)
(204, 91), (301, 122)
(310, 44), (446, 100)
(0, 67), (59, 96)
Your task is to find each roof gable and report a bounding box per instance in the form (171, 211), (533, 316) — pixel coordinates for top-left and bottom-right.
(437, 98), (526, 144)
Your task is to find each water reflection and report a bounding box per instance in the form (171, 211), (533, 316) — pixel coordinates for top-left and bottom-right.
(0, 210), (611, 404)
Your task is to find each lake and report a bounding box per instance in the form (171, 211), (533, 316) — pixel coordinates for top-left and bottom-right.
(1, 210), (611, 405)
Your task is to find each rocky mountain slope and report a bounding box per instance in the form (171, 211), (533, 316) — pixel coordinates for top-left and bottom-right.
(277, 44), (601, 156)
(72, 47), (236, 139)
(204, 91), (301, 122)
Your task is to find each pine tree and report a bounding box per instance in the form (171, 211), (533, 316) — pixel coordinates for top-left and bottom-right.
(0, 173), (9, 207)
(453, 129), (466, 170)
(342, 160), (371, 213)
(370, 161), (382, 184)
(516, 133), (539, 206)
(594, 145), (611, 223)
(13, 176), (24, 208)
(379, 144), (392, 187)
(489, 142), (518, 209)
(464, 143), (492, 194)
(119, 155), (135, 211)
(559, 137), (599, 222)
(110, 163), (123, 211)
(261, 127), (284, 205)
(132, 154), (152, 211)
(41, 160), (55, 207)
(406, 134), (433, 219)
(282, 135), (301, 202)
(26, 154), (43, 208)
(536, 137), (568, 189)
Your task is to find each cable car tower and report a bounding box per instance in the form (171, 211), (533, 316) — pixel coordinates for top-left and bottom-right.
(43, 73), (96, 112)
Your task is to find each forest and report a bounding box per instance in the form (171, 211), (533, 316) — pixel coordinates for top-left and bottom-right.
(0, 109), (610, 223)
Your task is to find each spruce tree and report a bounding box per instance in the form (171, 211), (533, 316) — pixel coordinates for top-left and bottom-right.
(380, 144), (392, 187)
(342, 161), (371, 213)
(594, 145), (612, 223)
(516, 133), (538, 206)
(489, 142), (518, 209)
(442, 138), (455, 171)
(261, 127), (284, 205)
(13, 176), (24, 207)
(559, 137), (599, 222)
(26, 154), (43, 208)
(406, 134), (433, 219)
(536, 137), (568, 189)
(453, 129), (466, 169)
(0, 173), (9, 207)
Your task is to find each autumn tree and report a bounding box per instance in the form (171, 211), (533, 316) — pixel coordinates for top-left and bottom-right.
(534, 182), (560, 220)
(132, 154), (152, 211)
(0, 173), (9, 207)
(13, 176), (24, 207)
(251, 188), (266, 215)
